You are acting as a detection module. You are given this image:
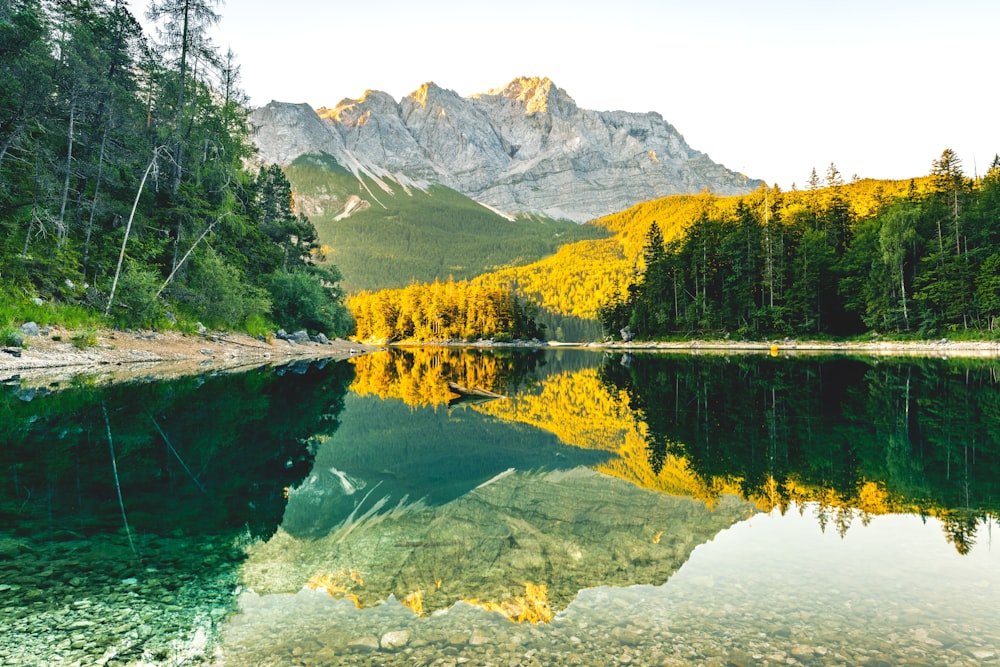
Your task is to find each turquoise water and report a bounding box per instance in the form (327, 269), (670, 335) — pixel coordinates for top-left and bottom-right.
(2, 350), (998, 665)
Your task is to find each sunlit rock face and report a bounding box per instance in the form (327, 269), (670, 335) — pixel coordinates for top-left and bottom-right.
(253, 77), (759, 222)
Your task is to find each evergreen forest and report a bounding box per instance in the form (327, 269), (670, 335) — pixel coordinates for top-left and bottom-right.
(0, 0), (351, 337)
(599, 155), (1000, 340)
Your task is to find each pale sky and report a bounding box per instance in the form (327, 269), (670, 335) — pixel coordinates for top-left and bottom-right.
(131, 0), (1000, 190)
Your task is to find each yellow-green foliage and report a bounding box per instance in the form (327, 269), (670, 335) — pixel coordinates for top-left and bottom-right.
(348, 277), (537, 343)
(348, 176), (942, 334)
(469, 177), (937, 323)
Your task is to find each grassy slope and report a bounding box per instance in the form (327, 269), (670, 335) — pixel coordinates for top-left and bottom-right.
(284, 154), (608, 293)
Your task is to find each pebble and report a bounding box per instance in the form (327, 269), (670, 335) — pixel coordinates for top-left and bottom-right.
(348, 636), (380, 652)
(381, 630), (411, 650)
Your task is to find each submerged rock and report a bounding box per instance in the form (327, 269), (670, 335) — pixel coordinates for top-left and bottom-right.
(380, 629), (410, 650)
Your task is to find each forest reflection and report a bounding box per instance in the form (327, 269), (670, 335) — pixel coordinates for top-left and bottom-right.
(600, 354), (1000, 554)
(0, 359), (354, 540)
(350, 349), (1000, 554)
(349, 346), (544, 408)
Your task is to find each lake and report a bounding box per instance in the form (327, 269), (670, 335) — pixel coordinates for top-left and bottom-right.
(1, 349), (998, 666)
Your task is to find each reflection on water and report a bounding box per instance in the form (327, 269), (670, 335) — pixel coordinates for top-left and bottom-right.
(600, 354), (1000, 551)
(221, 349), (1000, 666)
(3, 349), (1000, 666)
(223, 507), (1000, 667)
(245, 466), (749, 614)
(280, 394), (610, 538)
(0, 360), (353, 666)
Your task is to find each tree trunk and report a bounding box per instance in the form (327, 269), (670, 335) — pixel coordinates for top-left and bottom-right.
(83, 119), (110, 272)
(171, 1), (191, 194)
(899, 263), (909, 330)
(156, 213), (226, 297)
(57, 97), (77, 247)
(106, 149), (162, 316)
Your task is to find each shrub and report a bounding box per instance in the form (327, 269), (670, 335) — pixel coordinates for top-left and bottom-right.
(111, 263), (164, 329)
(70, 329), (98, 350)
(175, 248), (271, 329)
(0, 326), (23, 348)
(267, 270), (352, 337)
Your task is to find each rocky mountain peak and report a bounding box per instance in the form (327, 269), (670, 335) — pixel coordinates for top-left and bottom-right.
(319, 90), (400, 126)
(408, 81), (447, 109)
(474, 76), (577, 116)
(252, 77), (761, 222)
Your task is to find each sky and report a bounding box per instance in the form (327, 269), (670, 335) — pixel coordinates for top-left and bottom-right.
(130, 0), (1000, 190)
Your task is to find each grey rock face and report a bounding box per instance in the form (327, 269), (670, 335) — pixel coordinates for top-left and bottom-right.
(253, 76), (760, 222)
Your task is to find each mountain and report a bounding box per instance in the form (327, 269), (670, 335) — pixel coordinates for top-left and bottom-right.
(252, 76), (760, 222)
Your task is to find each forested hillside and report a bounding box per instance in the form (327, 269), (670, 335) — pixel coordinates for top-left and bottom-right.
(283, 153), (608, 293)
(349, 277), (545, 343)
(603, 154), (1000, 339)
(366, 154), (995, 344)
(432, 173), (930, 340)
(0, 0), (350, 337)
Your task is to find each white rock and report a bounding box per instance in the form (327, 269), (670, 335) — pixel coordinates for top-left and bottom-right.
(348, 636), (380, 653)
(380, 630), (410, 650)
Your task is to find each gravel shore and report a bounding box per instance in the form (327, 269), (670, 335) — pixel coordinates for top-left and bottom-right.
(0, 325), (377, 386)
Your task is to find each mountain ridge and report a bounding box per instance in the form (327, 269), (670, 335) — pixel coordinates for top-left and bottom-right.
(252, 76), (761, 222)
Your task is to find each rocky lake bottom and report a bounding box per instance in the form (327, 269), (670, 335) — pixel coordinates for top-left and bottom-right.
(5, 509), (998, 667)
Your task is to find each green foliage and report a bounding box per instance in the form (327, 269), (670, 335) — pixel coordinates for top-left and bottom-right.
(174, 248), (271, 328)
(603, 150), (1000, 340)
(0, 2), (351, 338)
(109, 263), (164, 329)
(70, 329), (97, 349)
(268, 269), (352, 336)
(0, 290), (102, 330)
(0, 326), (23, 348)
(244, 312), (275, 338)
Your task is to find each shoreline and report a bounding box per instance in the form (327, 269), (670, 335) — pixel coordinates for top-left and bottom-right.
(389, 336), (1000, 358)
(579, 338), (1000, 357)
(4, 327), (999, 389)
(0, 326), (379, 388)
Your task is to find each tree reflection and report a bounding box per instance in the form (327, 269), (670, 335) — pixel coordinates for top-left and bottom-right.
(349, 347), (544, 408)
(0, 360), (353, 540)
(600, 353), (1000, 551)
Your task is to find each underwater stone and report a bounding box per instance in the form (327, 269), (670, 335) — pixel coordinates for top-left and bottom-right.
(380, 630), (410, 650)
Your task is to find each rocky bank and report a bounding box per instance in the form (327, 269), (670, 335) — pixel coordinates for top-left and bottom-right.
(0, 322), (376, 387)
